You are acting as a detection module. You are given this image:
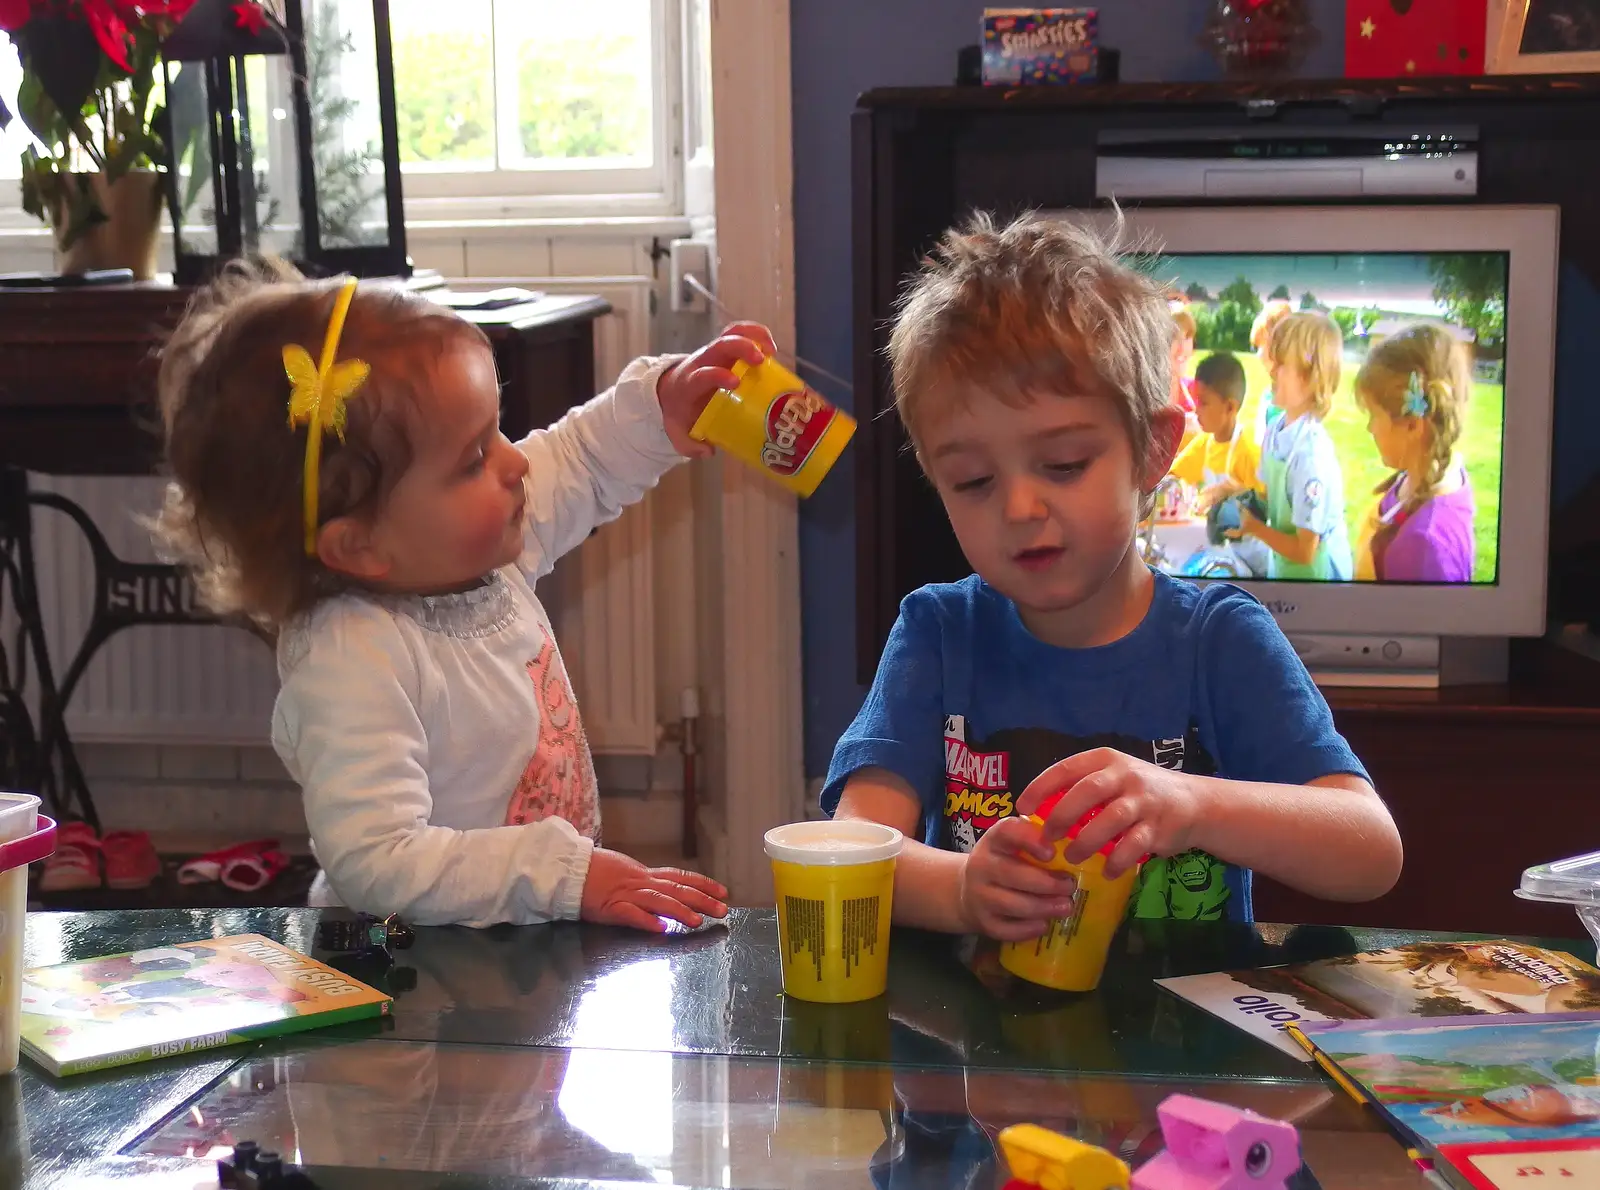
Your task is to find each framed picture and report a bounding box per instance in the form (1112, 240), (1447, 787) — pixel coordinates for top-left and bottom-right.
(1489, 0), (1600, 73)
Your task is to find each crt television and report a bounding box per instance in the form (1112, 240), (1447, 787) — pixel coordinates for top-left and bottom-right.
(1064, 205), (1558, 686)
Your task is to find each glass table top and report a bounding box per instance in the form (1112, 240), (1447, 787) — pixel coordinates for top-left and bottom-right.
(8, 906), (1587, 1189)
(103, 1041), (1411, 1190)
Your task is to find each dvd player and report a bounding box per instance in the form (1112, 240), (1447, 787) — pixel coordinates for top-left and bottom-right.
(1096, 127), (1477, 200)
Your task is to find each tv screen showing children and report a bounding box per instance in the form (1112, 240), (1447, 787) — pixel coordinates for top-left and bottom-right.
(1149, 250), (1507, 589)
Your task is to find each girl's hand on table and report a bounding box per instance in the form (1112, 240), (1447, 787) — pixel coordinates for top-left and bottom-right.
(580, 848), (728, 932)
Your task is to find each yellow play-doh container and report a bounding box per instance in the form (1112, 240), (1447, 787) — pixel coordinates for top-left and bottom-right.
(998, 800), (1142, 993)
(689, 356), (855, 498)
(766, 820), (902, 1003)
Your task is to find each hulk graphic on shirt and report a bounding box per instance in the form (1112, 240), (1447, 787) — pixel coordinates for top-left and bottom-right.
(1130, 849), (1230, 920)
(941, 720), (1234, 922)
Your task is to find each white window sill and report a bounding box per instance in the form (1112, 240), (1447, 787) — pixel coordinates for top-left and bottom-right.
(0, 213), (696, 249)
(407, 213), (693, 240)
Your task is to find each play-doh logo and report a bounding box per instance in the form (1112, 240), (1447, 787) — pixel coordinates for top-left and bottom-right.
(761, 389), (834, 476)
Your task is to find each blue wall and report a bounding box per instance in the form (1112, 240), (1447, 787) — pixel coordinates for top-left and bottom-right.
(790, 1), (1348, 778)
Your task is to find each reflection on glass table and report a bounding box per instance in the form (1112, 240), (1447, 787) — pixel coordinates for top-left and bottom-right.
(129, 1040), (1424, 1189)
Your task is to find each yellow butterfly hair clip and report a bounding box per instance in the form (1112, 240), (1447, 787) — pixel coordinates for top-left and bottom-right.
(284, 277), (370, 555)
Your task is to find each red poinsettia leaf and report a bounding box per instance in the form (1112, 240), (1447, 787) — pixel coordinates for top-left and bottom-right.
(84, 0), (135, 73)
(0, 0), (32, 35)
(232, 1), (266, 36)
(15, 13), (104, 116)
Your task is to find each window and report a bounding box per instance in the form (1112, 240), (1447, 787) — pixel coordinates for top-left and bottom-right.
(0, 0), (686, 226)
(389, 0), (683, 218)
(1, 42), (24, 183)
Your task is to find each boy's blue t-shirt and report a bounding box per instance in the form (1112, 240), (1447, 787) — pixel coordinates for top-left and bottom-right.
(821, 572), (1369, 924)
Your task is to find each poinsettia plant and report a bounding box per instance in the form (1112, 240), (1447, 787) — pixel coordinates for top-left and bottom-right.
(0, 0), (198, 246)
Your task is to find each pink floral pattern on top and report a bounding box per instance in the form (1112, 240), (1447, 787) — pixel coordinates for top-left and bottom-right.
(503, 633), (599, 839)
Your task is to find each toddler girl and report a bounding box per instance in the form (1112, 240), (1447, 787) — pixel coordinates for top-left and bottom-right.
(1352, 324), (1476, 583)
(1236, 311), (1353, 581)
(156, 260), (752, 929)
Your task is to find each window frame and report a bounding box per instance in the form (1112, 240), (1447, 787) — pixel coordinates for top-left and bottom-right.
(396, 0), (685, 222)
(0, 0), (688, 238)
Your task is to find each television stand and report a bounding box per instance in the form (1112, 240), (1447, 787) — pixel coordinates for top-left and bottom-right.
(1254, 636), (1600, 941)
(1289, 634), (1509, 690)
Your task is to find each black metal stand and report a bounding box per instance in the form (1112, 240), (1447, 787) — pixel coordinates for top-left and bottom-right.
(0, 466), (247, 828)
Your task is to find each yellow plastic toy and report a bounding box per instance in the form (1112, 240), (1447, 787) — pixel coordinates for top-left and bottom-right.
(997, 1123), (1131, 1190)
(688, 355), (855, 498)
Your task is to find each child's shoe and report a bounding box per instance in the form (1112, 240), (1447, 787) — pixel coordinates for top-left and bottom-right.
(102, 830), (162, 891)
(36, 821), (101, 892)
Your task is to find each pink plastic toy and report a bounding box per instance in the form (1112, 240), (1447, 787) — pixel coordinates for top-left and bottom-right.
(1131, 1094), (1302, 1190)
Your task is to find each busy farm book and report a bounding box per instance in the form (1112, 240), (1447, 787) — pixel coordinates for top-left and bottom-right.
(18, 934), (391, 1077)
(1156, 940), (1600, 1060)
(1291, 1013), (1600, 1189)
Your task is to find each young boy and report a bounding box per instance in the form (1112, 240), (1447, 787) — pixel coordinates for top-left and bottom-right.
(1236, 311), (1353, 582)
(1168, 351), (1262, 509)
(824, 213), (1401, 940)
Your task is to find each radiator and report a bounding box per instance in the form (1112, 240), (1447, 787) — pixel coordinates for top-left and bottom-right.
(25, 277), (660, 755)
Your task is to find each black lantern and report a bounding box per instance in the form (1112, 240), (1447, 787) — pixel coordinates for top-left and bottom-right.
(161, 0), (409, 283)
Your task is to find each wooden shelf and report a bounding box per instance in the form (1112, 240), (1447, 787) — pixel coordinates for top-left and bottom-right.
(860, 72), (1600, 111)
(1324, 638), (1600, 724)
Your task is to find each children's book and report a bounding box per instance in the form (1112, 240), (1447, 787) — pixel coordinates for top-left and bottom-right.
(1292, 1012), (1600, 1189)
(19, 933), (391, 1077)
(1156, 940), (1600, 1060)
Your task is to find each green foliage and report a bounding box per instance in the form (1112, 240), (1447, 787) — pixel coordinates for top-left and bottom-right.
(515, 34), (647, 159)
(393, 31), (492, 163)
(11, 12), (172, 247)
(1268, 283), (1292, 301)
(392, 25), (648, 167)
(1183, 280), (1209, 303)
(1328, 307), (1359, 339)
(305, 2), (381, 249)
(1216, 275), (1262, 321)
(1299, 290), (1320, 310)
(1429, 253), (1508, 349)
(1195, 302), (1254, 352)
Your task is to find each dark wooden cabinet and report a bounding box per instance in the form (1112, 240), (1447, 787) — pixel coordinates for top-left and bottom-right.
(0, 282), (609, 475)
(1252, 640), (1600, 938)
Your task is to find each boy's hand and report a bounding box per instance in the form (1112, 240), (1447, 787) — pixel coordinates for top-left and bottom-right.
(656, 321), (779, 458)
(1017, 749), (1210, 881)
(580, 847), (729, 932)
(1196, 480), (1239, 513)
(1229, 507), (1265, 541)
(958, 817), (1082, 941)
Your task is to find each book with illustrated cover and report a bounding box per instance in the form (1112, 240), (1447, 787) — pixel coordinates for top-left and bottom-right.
(19, 933), (391, 1077)
(1157, 940), (1600, 1060)
(1292, 1012), (1600, 1189)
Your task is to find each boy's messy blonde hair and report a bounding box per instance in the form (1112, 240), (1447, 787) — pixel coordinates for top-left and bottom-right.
(887, 211), (1173, 474)
(1354, 323), (1473, 512)
(1251, 299), (1294, 354)
(154, 258), (491, 628)
(1268, 311), (1344, 419)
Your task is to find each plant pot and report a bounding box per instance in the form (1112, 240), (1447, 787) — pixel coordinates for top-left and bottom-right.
(53, 170), (165, 281)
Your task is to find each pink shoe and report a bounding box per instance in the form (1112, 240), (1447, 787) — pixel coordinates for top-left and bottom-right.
(37, 821), (101, 892)
(102, 830), (162, 891)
